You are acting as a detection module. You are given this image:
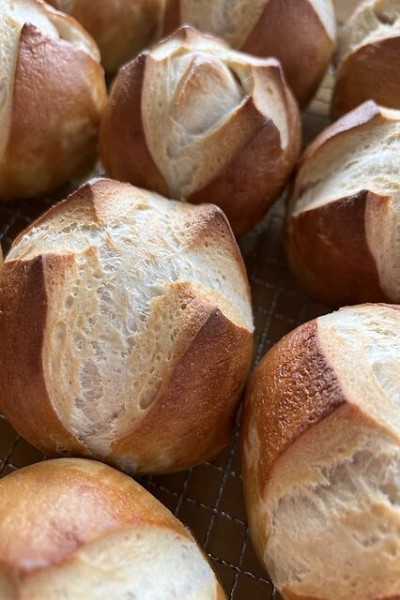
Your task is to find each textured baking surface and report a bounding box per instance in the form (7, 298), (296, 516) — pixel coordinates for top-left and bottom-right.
(0, 4), (353, 596)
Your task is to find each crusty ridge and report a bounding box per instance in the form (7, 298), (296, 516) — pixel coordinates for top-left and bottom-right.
(243, 304), (400, 600)
(142, 27), (294, 200)
(290, 103), (400, 301)
(3, 179), (253, 471)
(337, 0), (400, 66)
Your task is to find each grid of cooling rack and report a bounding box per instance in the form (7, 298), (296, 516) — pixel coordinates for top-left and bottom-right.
(0, 3), (354, 596)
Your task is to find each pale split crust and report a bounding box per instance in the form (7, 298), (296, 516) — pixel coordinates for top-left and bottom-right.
(242, 304), (400, 600)
(111, 303), (252, 472)
(188, 62), (301, 235)
(100, 54), (170, 197)
(0, 178), (253, 474)
(162, 0), (336, 107)
(100, 26), (301, 235)
(286, 101), (395, 306)
(242, 320), (346, 557)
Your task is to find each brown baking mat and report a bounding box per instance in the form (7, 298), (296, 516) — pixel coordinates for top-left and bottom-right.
(0, 5), (352, 595)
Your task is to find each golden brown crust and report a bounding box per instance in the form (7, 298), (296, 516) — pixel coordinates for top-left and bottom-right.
(296, 100), (383, 171)
(100, 55), (169, 196)
(285, 101), (394, 306)
(285, 190), (388, 306)
(0, 255), (87, 456)
(114, 303), (253, 473)
(333, 36), (400, 118)
(100, 36), (301, 235)
(162, 0), (181, 35)
(242, 320), (345, 497)
(48, 0), (165, 73)
(0, 459), (187, 578)
(243, 306), (400, 599)
(189, 64), (301, 235)
(162, 0), (334, 107)
(2, 24), (106, 200)
(0, 179), (253, 473)
(216, 585), (227, 600)
(242, 320), (347, 562)
(242, 0), (334, 107)
(242, 0), (334, 106)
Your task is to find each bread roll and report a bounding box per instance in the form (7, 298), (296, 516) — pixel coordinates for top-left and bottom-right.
(162, 0), (336, 107)
(0, 458), (225, 598)
(242, 303), (400, 600)
(0, 178), (253, 473)
(333, 0), (400, 116)
(46, 0), (166, 73)
(100, 26), (301, 235)
(0, 0), (106, 201)
(286, 101), (400, 307)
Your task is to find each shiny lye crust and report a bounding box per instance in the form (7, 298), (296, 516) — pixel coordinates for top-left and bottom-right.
(286, 101), (400, 306)
(162, 0), (336, 107)
(100, 26), (301, 235)
(0, 0), (106, 200)
(0, 458), (226, 598)
(242, 304), (400, 600)
(0, 178), (254, 474)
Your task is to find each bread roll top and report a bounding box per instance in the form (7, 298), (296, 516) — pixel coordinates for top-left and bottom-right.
(0, 458), (225, 599)
(243, 304), (400, 600)
(0, 178), (253, 473)
(286, 101), (400, 305)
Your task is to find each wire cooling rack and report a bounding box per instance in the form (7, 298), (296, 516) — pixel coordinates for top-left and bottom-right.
(0, 3), (353, 596)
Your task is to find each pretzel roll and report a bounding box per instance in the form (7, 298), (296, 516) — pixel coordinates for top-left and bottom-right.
(0, 458), (225, 598)
(0, 0), (106, 201)
(242, 303), (400, 600)
(333, 0), (400, 117)
(47, 0), (166, 73)
(0, 178), (253, 474)
(100, 27), (301, 235)
(162, 0), (336, 107)
(286, 101), (400, 307)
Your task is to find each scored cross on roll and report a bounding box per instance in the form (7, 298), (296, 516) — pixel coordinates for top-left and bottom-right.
(100, 26), (301, 236)
(286, 101), (400, 307)
(0, 0), (106, 200)
(242, 303), (400, 600)
(162, 0), (336, 107)
(0, 178), (254, 474)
